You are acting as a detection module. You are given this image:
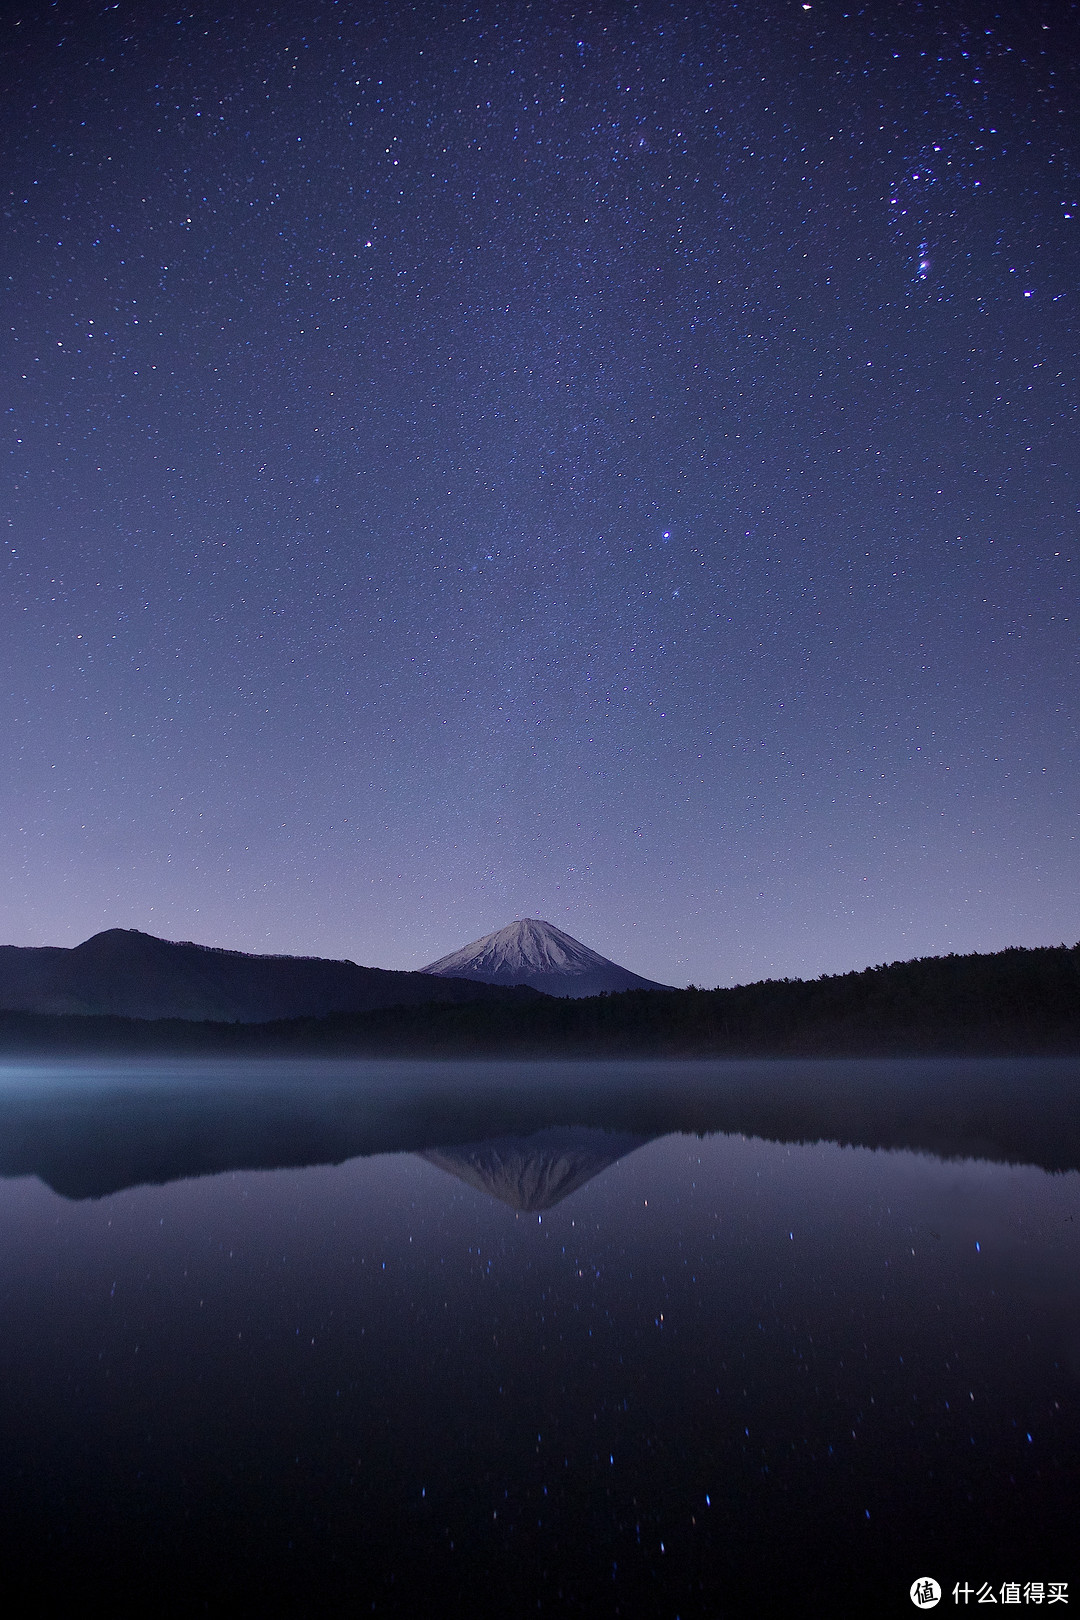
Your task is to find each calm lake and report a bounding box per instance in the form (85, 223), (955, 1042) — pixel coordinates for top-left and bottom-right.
(0, 1058), (1076, 1616)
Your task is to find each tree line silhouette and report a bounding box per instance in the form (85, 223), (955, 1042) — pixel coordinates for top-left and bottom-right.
(1, 942), (1077, 1057)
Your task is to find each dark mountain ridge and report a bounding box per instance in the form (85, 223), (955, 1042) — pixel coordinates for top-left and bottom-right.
(0, 928), (540, 1022)
(0, 941), (1076, 1059)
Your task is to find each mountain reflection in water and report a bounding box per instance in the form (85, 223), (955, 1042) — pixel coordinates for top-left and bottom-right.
(0, 1056), (1077, 1200)
(0, 1059), (1076, 1617)
(421, 1127), (647, 1210)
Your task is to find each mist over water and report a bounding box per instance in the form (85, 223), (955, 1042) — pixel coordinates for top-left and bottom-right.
(0, 1060), (1076, 1615)
(2, 1055), (1079, 1195)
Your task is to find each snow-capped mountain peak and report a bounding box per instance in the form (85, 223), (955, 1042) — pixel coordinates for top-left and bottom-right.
(422, 918), (671, 998)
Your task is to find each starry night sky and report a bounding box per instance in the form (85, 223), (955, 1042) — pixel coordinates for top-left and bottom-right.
(2, 0), (1078, 987)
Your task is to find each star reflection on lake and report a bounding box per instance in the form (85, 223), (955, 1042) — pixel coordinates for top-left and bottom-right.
(0, 1058), (1076, 1616)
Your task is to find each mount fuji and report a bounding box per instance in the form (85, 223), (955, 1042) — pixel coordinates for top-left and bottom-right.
(422, 918), (673, 998)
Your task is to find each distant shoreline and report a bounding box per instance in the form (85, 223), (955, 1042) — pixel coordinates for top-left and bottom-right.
(1, 943), (1077, 1059)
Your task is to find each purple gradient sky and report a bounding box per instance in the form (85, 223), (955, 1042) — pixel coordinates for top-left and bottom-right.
(2, 0), (1078, 986)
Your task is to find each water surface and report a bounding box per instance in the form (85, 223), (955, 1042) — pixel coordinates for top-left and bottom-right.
(0, 1058), (1076, 1615)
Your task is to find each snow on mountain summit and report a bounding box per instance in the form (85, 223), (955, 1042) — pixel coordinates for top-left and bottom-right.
(422, 918), (672, 998)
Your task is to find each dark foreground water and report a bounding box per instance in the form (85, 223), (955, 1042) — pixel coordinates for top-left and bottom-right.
(0, 1059), (1077, 1617)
